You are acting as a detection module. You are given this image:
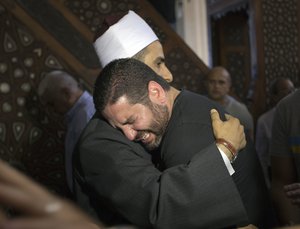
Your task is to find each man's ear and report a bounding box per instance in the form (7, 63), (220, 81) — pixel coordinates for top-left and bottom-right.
(148, 81), (167, 104)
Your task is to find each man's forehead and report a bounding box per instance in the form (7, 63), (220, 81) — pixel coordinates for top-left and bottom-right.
(105, 96), (130, 115)
(114, 95), (130, 105)
(145, 41), (164, 57)
(210, 72), (230, 81)
(209, 79), (227, 82)
(104, 99), (136, 126)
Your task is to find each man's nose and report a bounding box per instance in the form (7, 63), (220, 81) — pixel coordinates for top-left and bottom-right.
(123, 126), (137, 141)
(164, 68), (173, 83)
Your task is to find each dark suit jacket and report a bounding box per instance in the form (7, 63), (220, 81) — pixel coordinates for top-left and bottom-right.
(73, 112), (249, 229)
(160, 90), (270, 228)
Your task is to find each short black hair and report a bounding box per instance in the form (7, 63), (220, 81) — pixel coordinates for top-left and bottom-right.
(93, 58), (170, 114)
(270, 77), (292, 95)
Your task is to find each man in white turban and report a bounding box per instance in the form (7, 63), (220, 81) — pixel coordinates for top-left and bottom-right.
(73, 10), (268, 229)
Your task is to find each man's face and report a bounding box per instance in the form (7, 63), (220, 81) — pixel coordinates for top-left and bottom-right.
(41, 93), (69, 115)
(143, 41), (173, 83)
(274, 79), (295, 102)
(206, 71), (231, 101)
(103, 96), (169, 150)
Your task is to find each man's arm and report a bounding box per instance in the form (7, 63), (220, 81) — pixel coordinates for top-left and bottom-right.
(284, 183), (300, 207)
(73, 118), (248, 229)
(271, 156), (300, 225)
(270, 99), (300, 226)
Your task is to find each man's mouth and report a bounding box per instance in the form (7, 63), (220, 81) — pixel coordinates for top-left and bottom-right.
(141, 132), (150, 142)
(136, 132), (151, 143)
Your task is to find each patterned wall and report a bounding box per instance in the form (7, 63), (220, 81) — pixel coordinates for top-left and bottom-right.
(261, 0), (300, 107)
(207, 0), (300, 118)
(64, 0), (139, 33)
(0, 0), (208, 197)
(209, 4), (252, 105)
(0, 2), (71, 195)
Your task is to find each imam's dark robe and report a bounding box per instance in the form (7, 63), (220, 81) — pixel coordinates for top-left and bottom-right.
(159, 90), (270, 228)
(73, 111), (250, 228)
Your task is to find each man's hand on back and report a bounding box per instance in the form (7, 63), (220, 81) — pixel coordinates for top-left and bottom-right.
(210, 109), (246, 159)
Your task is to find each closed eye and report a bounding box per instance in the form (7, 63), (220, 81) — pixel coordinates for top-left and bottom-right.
(155, 57), (165, 68)
(122, 116), (136, 126)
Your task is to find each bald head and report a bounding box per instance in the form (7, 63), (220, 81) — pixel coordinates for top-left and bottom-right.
(207, 66), (231, 83)
(205, 66), (232, 103)
(38, 70), (83, 114)
(270, 77), (295, 105)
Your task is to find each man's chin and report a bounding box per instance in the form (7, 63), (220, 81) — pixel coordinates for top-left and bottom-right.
(144, 137), (162, 151)
(211, 95), (222, 100)
(144, 143), (157, 151)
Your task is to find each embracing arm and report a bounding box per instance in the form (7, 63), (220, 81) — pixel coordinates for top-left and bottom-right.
(210, 109), (246, 162)
(271, 156), (300, 225)
(73, 118), (248, 229)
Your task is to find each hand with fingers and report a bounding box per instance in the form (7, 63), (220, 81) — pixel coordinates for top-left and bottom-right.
(210, 109), (246, 161)
(284, 183), (300, 207)
(0, 159), (103, 229)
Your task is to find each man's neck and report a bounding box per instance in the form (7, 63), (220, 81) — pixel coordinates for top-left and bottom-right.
(215, 95), (229, 107)
(167, 87), (180, 116)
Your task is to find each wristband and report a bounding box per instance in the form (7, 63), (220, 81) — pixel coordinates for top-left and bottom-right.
(216, 138), (238, 162)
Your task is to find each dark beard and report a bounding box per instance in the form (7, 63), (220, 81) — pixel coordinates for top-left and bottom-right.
(142, 103), (169, 151)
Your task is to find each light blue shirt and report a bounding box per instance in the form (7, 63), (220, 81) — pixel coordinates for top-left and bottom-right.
(64, 91), (95, 191)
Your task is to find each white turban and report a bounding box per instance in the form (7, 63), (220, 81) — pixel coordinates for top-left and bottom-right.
(94, 10), (158, 68)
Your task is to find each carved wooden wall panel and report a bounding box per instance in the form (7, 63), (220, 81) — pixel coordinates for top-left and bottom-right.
(207, 0), (300, 121)
(261, 0), (300, 107)
(0, 1), (71, 195)
(250, 0), (300, 120)
(0, 0), (208, 196)
(210, 8), (251, 103)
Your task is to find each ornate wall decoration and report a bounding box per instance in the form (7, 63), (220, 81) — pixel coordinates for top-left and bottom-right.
(167, 47), (207, 93)
(0, 2), (70, 195)
(17, 0), (100, 69)
(226, 52), (248, 99)
(262, 0), (299, 105)
(210, 9), (252, 103)
(64, 0), (139, 33)
(145, 18), (168, 45)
